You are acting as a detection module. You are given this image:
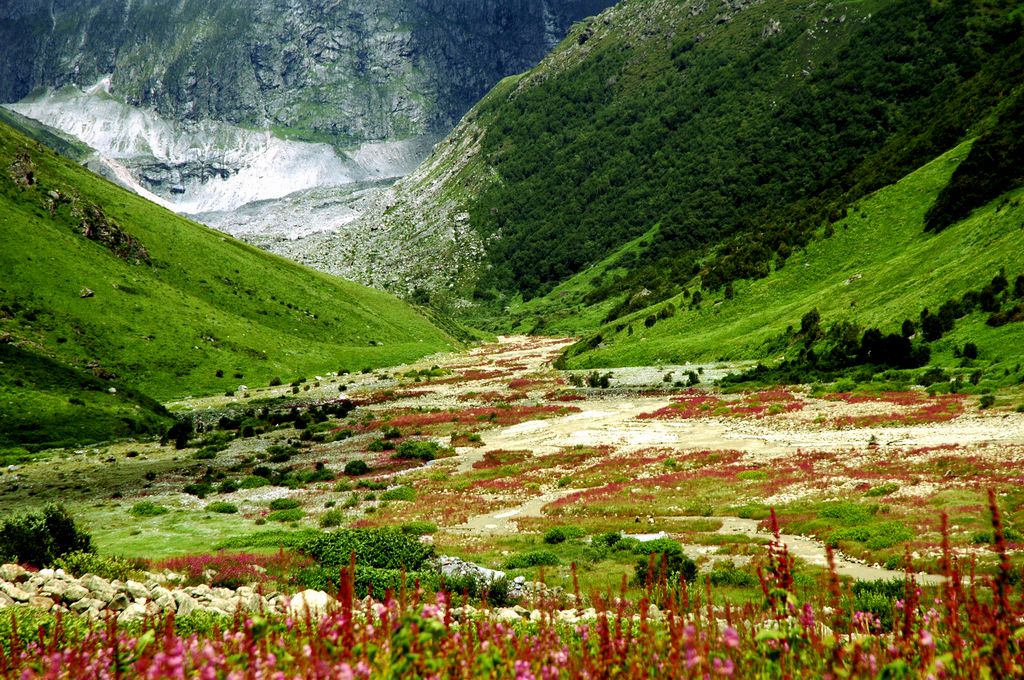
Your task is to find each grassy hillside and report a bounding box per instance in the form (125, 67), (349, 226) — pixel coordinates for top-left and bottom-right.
(0, 120), (455, 450)
(555, 140), (1024, 387)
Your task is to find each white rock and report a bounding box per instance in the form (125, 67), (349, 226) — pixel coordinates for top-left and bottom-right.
(288, 590), (333, 618)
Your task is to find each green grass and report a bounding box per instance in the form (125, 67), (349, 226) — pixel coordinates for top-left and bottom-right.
(0, 119), (456, 448)
(562, 142), (1024, 372)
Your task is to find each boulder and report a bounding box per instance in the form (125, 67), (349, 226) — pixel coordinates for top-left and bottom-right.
(28, 596), (54, 611)
(107, 593), (130, 611)
(288, 590), (333, 618)
(117, 603), (148, 623)
(154, 593), (176, 612)
(125, 580), (150, 600)
(79, 574), (112, 592)
(0, 564), (29, 582)
(42, 580), (68, 598)
(172, 591), (199, 618)
(70, 598), (106, 614)
(0, 582), (32, 602)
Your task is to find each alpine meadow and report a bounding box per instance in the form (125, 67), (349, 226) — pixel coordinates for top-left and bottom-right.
(1, 0), (1024, 677)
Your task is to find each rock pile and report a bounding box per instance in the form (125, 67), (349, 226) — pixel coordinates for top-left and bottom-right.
(0, 564), (284, 623)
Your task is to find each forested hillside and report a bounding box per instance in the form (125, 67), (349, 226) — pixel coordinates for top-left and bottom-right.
(372, 0), (1023, 319)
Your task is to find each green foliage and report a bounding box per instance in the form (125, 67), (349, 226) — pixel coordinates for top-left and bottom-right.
(0, 504), (93, 567)
(463, 0), (1020, 306)
(266, 509), (304, 522)
(504, 550), (560, 569)
(544, 526), (586, 544)
(343, 460), (370, 476)
(394, 440), (441, 462)
(400, 521), (438, 536)
(0, 119), (454, 449)
(818, 502), (878, 526)
(925, 88), (1024, 233)
(318, 509), (346, 528)
(864, 483), (900, 498)
(52, 550), (145, 581)
(632, 539), (697, 586)
(239, 475), (270, 489)
(831, 522), (914, 551)
(205, 502), (238, 514)
(128, 501), (169, 517)
(379, 486), (416, 502)
(268, 498), (301, 511)
(299, 528), (434, 570)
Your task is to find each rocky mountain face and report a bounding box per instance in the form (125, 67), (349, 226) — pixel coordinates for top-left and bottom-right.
(0, 0), (613, 144)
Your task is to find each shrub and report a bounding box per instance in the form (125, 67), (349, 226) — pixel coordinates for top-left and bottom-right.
(319, 509), (346, 528)
(269, 498), (301, 511)
(299, 528), (434, 570)
(596, 532), (622, 548)
(267, 509), (304, 522)
(343, 460), (370, 476)
(183, 483), (214, 498)
(380, 486), (416, 502)
(980, 394), (996, 409)
(632, 540), (697, 586)
(218, 480), (239, 494)
(0, 505), (93, 568)
(504, 550), (560, 569)
(708, 565), (758, 588)
(206, 502), (238, 514)
(239, 475), (270, 489)
(129, 501), (169, 517)
(864, 483), (900, 497)
(394, 441), (441, 462)
(400, 521), (438, 536)
(53, 551), (145, 581)
(269, 376), (282, 386)
(544, 528), (567, 544)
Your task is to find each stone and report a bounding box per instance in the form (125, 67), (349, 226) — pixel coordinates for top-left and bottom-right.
(494, 608), (522, 623)
(118, 603), (148, 623)
(125, 580), (150, 600)
(79, 574), (111, 592)
(28, 596), (54, 611)
(172, 591), (199, 618)
(42, 580), (67, 598)
(108, 593), (130, 612)
(0, 564), (28, 582)
(288, 590), (333, 618)
(208, 597), (237, 615)
(151, 586), (172, 601)
(70, 598), (105, 613)
(0, 592), (14, 608)
(62, 585), (91, 606)
(154, 593), (176, 612)
(0, 582), (32, 602)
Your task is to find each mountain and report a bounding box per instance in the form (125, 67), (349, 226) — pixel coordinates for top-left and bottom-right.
(356, 0), (1023, 312)
(0, 0), (615, 218)
(0, 118), (456, 451)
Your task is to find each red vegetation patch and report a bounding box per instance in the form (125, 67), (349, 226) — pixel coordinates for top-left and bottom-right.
(385, 405), (579, 429)
(350, 390), (433, 406)
(473, 450), (532, 470)
(639, 390), (804, 420)
(153, 552), (311, 589)
(456, 391), (529, 403)
(830, 394), (964, 428)
(544, 390), (587, 402)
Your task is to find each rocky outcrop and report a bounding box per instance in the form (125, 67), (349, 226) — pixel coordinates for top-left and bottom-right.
(0, 0), (615, 145)
(0, 564), (287, 621)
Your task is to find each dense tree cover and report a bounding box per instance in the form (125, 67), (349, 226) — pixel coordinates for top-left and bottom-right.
(466, 0), (1022, 306)
(925, 86), (1024, 232)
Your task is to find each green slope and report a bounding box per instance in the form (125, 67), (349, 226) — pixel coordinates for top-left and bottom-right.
(381, 0), (1022, 317)
(557, 139), (1024, 383)
(0, 120), (455, 449)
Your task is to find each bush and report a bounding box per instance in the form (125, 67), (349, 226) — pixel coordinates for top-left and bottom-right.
(544, 528), (567, 544)
(344, 460), (370, 476)
(267, 509), (304, 522)
(980, 394), (996, 409)
(299, 528), (434, 570)
(394, 441), (441, 462)
(504, 550), (560, 569)
(319, 509), (346, 528)
(269, 377), (282, 387)
(633, 544), (697, 586)
(205, 502), (238, 514)
(52, 551), (145, 581)
(129, 501), (169, 517)
(864, 483), (900, 497)
(379, 486), (416, 502)
(239, 476), (270, 489)
(596, 532), (622, 548)
(183, 483), (214, 498)
(269, 498), (301, 511)
(0, 505), (93, 568)
(400, 521), (438, 536)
